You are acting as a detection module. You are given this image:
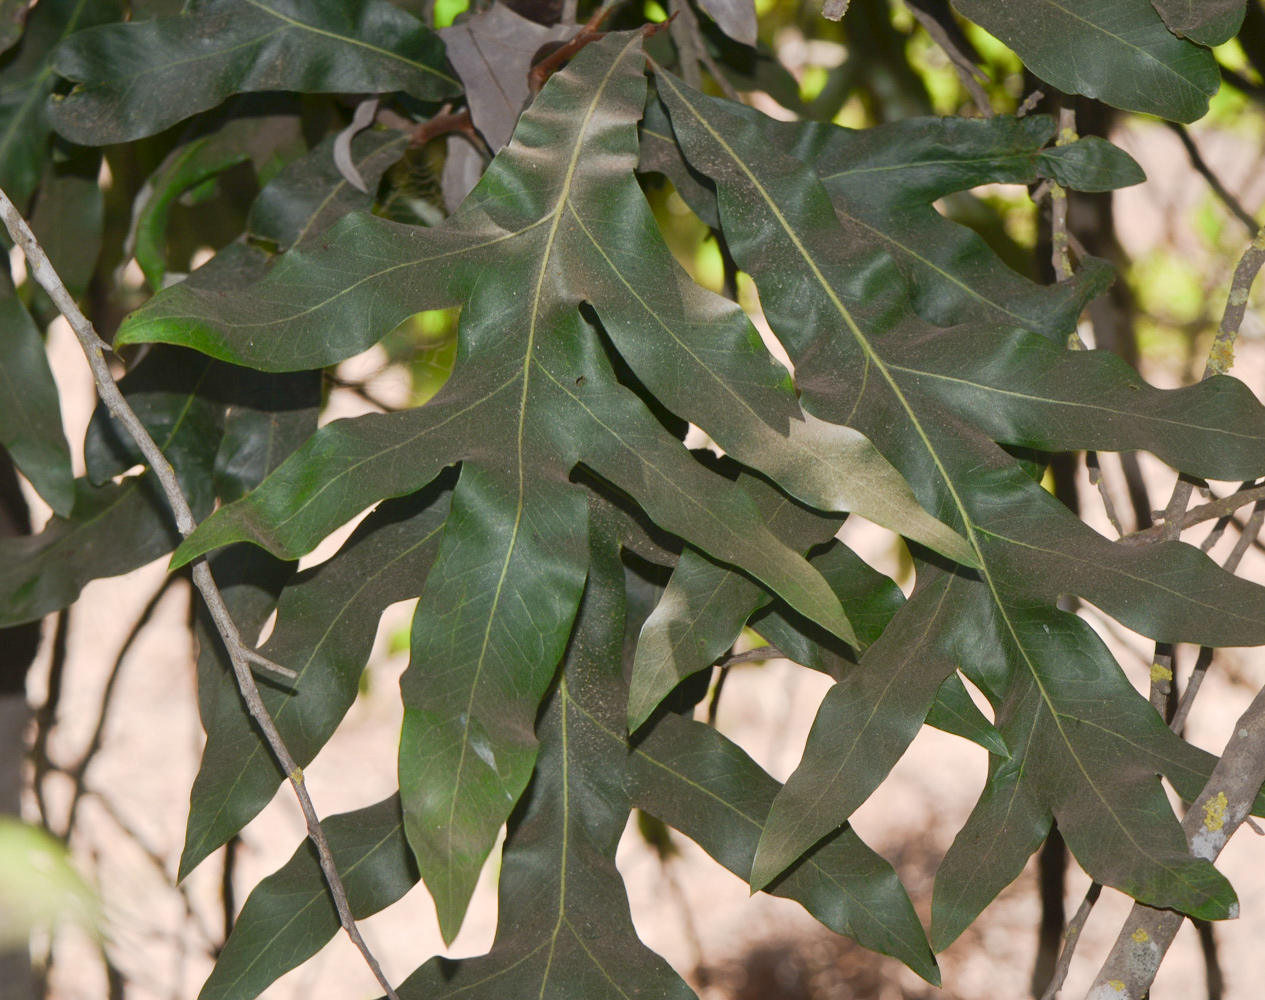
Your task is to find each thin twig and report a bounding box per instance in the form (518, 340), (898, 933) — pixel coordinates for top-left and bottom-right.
(1015, 88), (1044, 117)
(1049, 108), (1076, 282)
(32, 609), (70, 831)
(719, 644), (782, 666)
(1040, 881), (1101, 1000)
(1166, 122), (1258, 237)
(706, 664), (730, 727)
(1170, 504), (1265, 734)
(64, 575), (185, 835)
(1204, 224), (1265, 379)
(1125, 480), (1265, 544)
(1086, 453), (1124, 537)
(0, 188), (400, 1000)
(905, 2), (993, 117)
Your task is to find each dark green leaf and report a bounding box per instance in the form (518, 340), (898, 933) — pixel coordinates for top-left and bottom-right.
(1150, 0), (1246, 47)
(0, 0), (122, 205)
(751, 537), (907, 678)
(213, 370), (321, 505)
(625, 712), (939, 983)
(648, 105), (1113, 339)
(951, 0), (1219, 122)
(29, 152), (104, 302)
(120, 34), (906, 643)
(0, 264), (72, 516)
(48, 0), (459, 145)
(751, 570), (965, 892)
(181, 482), (450, 878)
(658, 74), (1257, 921)
(629, 471), (842, 730)
(247, 128), (409, 251)
(83, 347), (224, 510)
(131, 113), (304, 289)
(396, 517), (694, 997)
(398, 465), (588, 942)
(1036, 136), (1147, 193)
(925, 672), (1008, 757)
(0, 476), (180, 627)
(200, 797), (416, 1000)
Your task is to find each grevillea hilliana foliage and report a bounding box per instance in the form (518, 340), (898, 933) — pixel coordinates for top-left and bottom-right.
(2, 0), (1265, 996)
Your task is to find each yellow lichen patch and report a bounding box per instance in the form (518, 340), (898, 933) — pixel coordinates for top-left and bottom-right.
(290, 768), (305, 785)
(1150, 662), (1173, 683)
(1203, 791), (1228, 832)
(1206, 336), (1236, 376)
(1131, 928), (1149, 944)
(1108, 981), (1126, 992)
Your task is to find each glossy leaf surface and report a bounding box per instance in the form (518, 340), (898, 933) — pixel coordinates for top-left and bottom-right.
(952, 0), (1219, 122)
(1150, 0), (1246, 47)
(181, 481), (446, 878)
(49, 0), (458, 145)
(117, 35), (973, 942)
(396, 520), (695, 998)
(658, 73), (1265, 930)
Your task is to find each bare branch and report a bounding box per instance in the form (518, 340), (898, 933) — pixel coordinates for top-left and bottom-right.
(1125, 481), (1265, 545)
(1050, 107), (1076, 282)
(1040, 881), (1102, 1000)
(0, 187), (400, 1000)
(1204, 224), (1265, 379)
(1087, 678), (1265, 998)
(905, 2), (993, 117)
(1166, 122), (1258, 237)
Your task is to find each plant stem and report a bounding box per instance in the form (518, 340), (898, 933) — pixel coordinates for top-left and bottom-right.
(0, 187), (400, 1000)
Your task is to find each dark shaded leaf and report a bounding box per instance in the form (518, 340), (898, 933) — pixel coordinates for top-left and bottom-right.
(658, 73), (1258, 924)
(438, 2), (570, 152)
(48, 0), (459, 145)
(83, 348), (224, 510)
(396, 516), (694, 997)
(0, 0), (122, 206)
(0, 0), (29, 56)
(751, 570), (965, 891)
(180, 481), (450, 878)
(1151, 0), (1246, 47)
(0, 264), (72, 516)
(248, 128), (409, 251)
(199, 797), (416, 1000)
(1036, 136), (1147, 193)
(697, 0), (757, 46)
(925, 672), (1008, 757)
(951, 0), (1219, 122)
(131, 113), (304, 289)
(751, 537), (906, 678)
(0, 475), (180, 627)
(625, 712), (939, 983)
(213, 370), (321, 505)
(29, 152), (104, 302)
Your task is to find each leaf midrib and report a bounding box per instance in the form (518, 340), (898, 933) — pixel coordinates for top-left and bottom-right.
(660, 74), (1209, 898)
(442, 33), (640, 909)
